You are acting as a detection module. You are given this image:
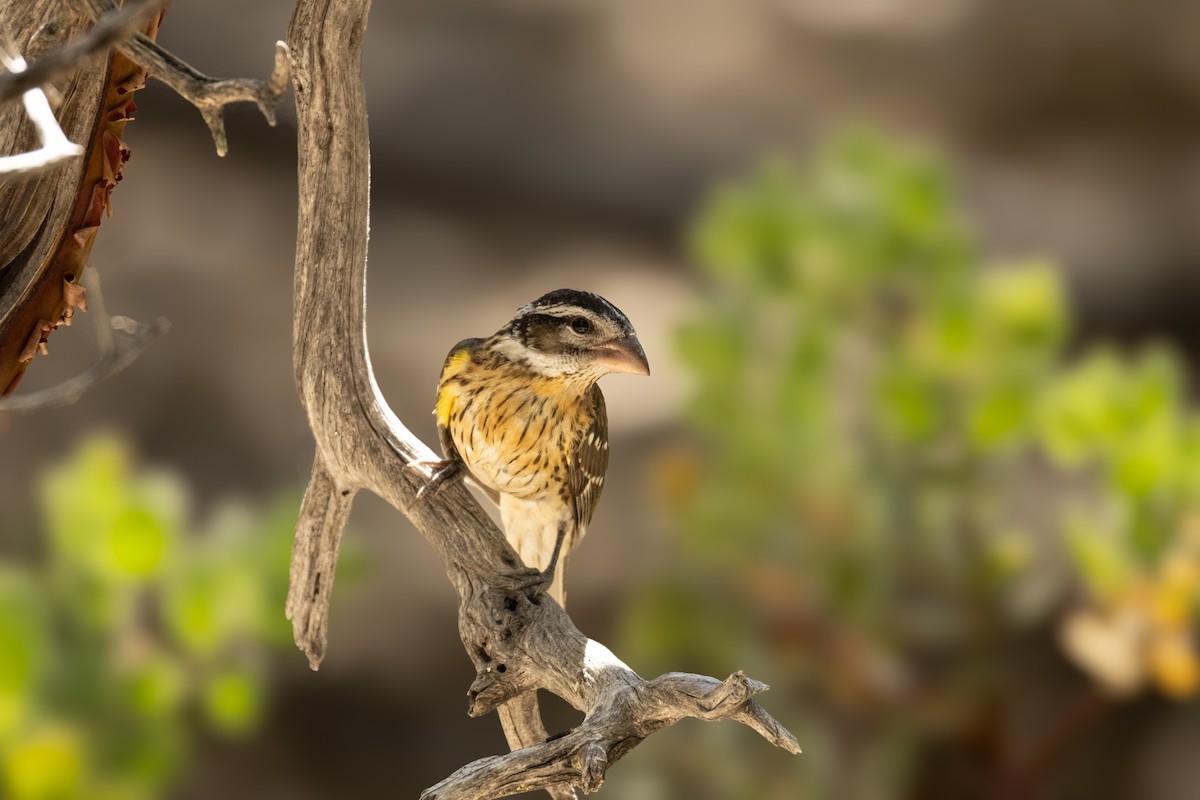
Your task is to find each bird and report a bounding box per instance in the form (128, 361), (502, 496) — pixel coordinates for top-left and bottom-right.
(425, 289), (649, 606)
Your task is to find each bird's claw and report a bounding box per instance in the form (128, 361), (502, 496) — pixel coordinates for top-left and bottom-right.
(411, 458), (464, 500)
(503, 566), (554, 598)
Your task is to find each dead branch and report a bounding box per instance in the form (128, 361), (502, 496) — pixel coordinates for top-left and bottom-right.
(78, 0), (289, 157)
(0, 43), (83, 175)
(284, 0), (801, 797)
(0, 0), (162, 394)
(424, 670), (800, 800)
(0, 269), (168, 413)
(1, 0), (286, 392)
(0, 0), (162, 106)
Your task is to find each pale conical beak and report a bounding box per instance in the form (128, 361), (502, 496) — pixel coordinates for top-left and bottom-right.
(592, 335), (650, 376)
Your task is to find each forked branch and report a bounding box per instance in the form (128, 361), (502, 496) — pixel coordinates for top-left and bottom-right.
(0, 0), (163, 106)
(424, 670), (800, 800)
(283, 0), (800, 796)
(78, 0), (289, 156)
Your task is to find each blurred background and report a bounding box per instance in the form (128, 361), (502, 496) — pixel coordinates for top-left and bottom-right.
(2, 0), (1200, 798)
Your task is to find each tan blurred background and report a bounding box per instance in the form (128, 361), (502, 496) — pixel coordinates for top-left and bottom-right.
(2, 0), (1199, 798)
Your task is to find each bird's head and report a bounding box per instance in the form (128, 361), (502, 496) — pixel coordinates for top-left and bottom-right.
(496, 289), (650, 382)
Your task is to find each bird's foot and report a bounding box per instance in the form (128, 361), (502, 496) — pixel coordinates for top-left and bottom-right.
(502, 565), (555, 599)
(411, 458), (464, 500)
(503, 521), (567, 601)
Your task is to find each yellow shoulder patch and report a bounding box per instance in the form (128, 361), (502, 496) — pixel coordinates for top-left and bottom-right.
(435, 385), (457, 426)
(435, 348), (472, 426)
(443, 348), (472, 377)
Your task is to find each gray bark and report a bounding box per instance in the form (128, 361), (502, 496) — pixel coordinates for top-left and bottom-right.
(284, 0), (800, 797)
(2, 1), (800, 796)
(0, 0), (282, 397)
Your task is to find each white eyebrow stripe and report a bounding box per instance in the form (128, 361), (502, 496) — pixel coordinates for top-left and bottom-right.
(536, 306), (603, 320)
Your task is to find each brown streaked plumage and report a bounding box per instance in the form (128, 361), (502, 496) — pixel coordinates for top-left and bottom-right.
(430, 289), (649, 605)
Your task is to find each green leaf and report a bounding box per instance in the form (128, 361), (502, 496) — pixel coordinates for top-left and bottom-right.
(978, 263), (1068, 352)
(1065, 515), (1131, 598)
(123, 657), (185, 720)
(1036, 351), (1124, 465)
(969, 385), (1031, 451)
(876, 363), (939, 442)
(1110, 418), (1177, 499)
(39, 436), (129, 574)
(106, 508), (169, 578)
(108, 723), (184, 788)
(201, 668), (262, 737)
(1125, 502), (1172, 564)
(0, 571), (46, 734)
(163, 569), (223, 657)
(2, 724), (85, 800)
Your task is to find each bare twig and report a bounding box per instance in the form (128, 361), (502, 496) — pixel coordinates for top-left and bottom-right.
(497, 697), (580, 800)
(0, 269), (169, 413)
(0, 0), (163, 106)
(78, 0), (289, 157)
(284, 1), (800, 798)
(0, 43), (83, 175)
(424, 671), (801, 800)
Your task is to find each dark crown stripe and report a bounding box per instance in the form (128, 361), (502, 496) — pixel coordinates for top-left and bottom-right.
(518, 289), (632, 332)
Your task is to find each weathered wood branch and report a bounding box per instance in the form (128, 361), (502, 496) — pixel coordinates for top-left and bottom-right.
(0, 0), (162, 106)
(425, 670), (799, 800)
(0, 44), (83, 176)
(79, 0), (289, 156)
(0, 269), (168, 413)
(284, 0), (800, 797)
(1, 0), (285, 396)
(0, 0), (162, 394)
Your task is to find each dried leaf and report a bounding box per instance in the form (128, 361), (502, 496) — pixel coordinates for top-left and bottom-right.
(72, 225), (100, 256)
(63, 277), (87, 312)
(101, 130), (123, 186)
(18, 328), (42, 364)
(1149, 629), (1200, 699)
(107, 98), (137, 123)
(116, 69), (147, 95)
(81, 183), (107, 228)
(1060, 607), (1146, 697)
(18, 320), (55, 363)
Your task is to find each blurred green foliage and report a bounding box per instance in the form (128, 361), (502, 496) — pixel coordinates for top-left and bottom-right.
(0, 436), (299, 800)
(618, 132), (1200, 799)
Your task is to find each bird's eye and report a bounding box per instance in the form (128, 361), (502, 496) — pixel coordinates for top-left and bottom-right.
(570, 317), (591, 334)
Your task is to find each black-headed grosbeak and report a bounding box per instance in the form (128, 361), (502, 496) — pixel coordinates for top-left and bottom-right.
(427, 289), (649, 605)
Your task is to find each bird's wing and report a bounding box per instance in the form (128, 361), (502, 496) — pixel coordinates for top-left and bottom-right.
(569, 384), (609, 533)
(435, 338), (500, 505)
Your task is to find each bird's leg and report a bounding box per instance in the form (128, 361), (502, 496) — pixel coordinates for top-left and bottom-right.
(540, 520), (568, 592)
(510, 521), (568, 598)
(411, 457), (465, 500)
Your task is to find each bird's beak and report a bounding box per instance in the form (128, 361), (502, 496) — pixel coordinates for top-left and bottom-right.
(592, 335), (650, 376)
